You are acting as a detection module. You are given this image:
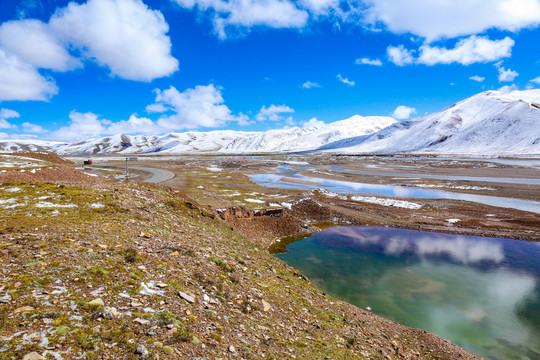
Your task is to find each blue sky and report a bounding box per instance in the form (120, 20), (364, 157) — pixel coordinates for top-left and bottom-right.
(0, 0), (539, 142)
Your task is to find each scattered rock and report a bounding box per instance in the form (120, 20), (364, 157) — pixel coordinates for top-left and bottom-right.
(156, 283), (168, 288)
(12, 306), (34, 314)
(192, 336), (201, 344)
(134, 318), (150, 326)
(228, 345), (236, 353)
(23, 352), (45, 360)
(262, 299), (271, 312)
(179, 291), (195, 303)
(102, 307), (118, 319)
(88, 298), (105, 307)
(135, 344), (149, 359)
(163, 346), (174, 354)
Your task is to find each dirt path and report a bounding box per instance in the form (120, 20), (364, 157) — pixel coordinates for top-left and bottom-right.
(128, 166), (176, 183)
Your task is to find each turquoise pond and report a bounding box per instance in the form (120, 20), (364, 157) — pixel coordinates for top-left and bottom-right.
(276, 227), (540, 360)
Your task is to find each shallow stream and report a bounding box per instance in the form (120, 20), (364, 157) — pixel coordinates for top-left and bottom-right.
(249, 166), (540, 213)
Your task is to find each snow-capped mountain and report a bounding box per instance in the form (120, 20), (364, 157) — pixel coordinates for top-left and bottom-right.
(323, 90), (540, 155)
(9, 115), (395, 155)
(223, 116), (396, 152)
(0, 90), (538, 155)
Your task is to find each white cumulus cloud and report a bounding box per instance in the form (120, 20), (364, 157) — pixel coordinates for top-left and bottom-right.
(0, 108), (20, 129)
(22, 122), (46, 133)
(302, 117), (325, 128)
(355, 57), (382, 66)
(173, 0), (308, 39)
(0, 48), (58, 101)
(417, 36), (514, 65)
(497, 66), (519, 82)
(105, 114), (162, 134)
(469, 75), (485, 82)
(49, 0), (178, 81)
(364, 0), (540, 41)
(531, 76), (540, 85)
(392, 105), (416, 120)
(337, 74), (355, 86)
(256, 104), (295, 121)
(387, 45), (415, 66)
(49, 111), (110, 141)
(150, 84), (248, 130)
(388, 36), (514, 66)
(301, 81), (321, 88)
(0, 19), (81, 72)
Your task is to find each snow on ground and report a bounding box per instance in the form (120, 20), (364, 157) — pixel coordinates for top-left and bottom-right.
(245, 198), (265, 203)
(409, 184), (495, 191)
(446, 219), (460, 223)
(35, 202), (77, 208)
(350, 195), (422, 209)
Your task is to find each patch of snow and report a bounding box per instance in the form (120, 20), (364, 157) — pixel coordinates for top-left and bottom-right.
(90, 203), (105, 208)
(139, 281), (165, 296)
(350, 195), (422, 209)
(5, 187), (22, 192)
(245, 198), (265, 203)
(446, 219), (460, 223)
(207, 167), (223, 172)
(35, 202), (77, 208)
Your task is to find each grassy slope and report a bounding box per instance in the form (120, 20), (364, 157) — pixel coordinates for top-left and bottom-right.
(0, 178), (478, 359)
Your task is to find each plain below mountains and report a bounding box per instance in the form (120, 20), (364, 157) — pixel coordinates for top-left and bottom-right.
(2, 89), (539, 156)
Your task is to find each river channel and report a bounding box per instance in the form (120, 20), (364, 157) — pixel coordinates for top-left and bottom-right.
(249, 166), (540, 213)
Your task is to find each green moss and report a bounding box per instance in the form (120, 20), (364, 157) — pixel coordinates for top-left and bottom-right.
(123, 247), (140, 263)
(77, 333), (100, 350)
(55, 325), (70, 336)
(268, 233), (311, 255)
(208, 256), (233, 272)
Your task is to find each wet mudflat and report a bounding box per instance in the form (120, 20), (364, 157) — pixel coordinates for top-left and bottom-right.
(277, 226), (540, 360)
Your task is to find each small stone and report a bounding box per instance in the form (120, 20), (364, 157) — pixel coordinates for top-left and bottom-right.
(102, 307), (118, 319)
(262, 300), (271, 312)
(12, 306), (34, 314)
(156, 283), (168, 288)
(131, 301), (144, 307)
(163, 346), (174, 355)
(178, 291), (195, 303)
(23, 352), (45, 360)
(154, 341), (163, 348)
(192, 336), (201, 344)
(88, 298), (105, 307)
(135, 344), (149, 359)
(0, 249), (8, 256)
(14, 282), (22, 288)
(170, 251), (179, 256)
(134, 318), (150, 326)
(228, 345), (236, 353)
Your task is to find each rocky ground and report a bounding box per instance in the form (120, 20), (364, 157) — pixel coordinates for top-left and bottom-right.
(0, 152), (482, 359)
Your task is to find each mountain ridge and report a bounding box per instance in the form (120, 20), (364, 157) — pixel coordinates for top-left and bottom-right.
(1, 90), (539, 156)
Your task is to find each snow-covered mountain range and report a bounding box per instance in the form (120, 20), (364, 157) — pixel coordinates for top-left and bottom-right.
(1, 90), (539, 156)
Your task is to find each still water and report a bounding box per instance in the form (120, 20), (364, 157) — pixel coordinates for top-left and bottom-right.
(277, 227), (540, 360)
(249, 166), (540, 213)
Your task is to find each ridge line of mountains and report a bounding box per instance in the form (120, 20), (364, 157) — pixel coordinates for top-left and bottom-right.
(2, 89), (539, 156)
